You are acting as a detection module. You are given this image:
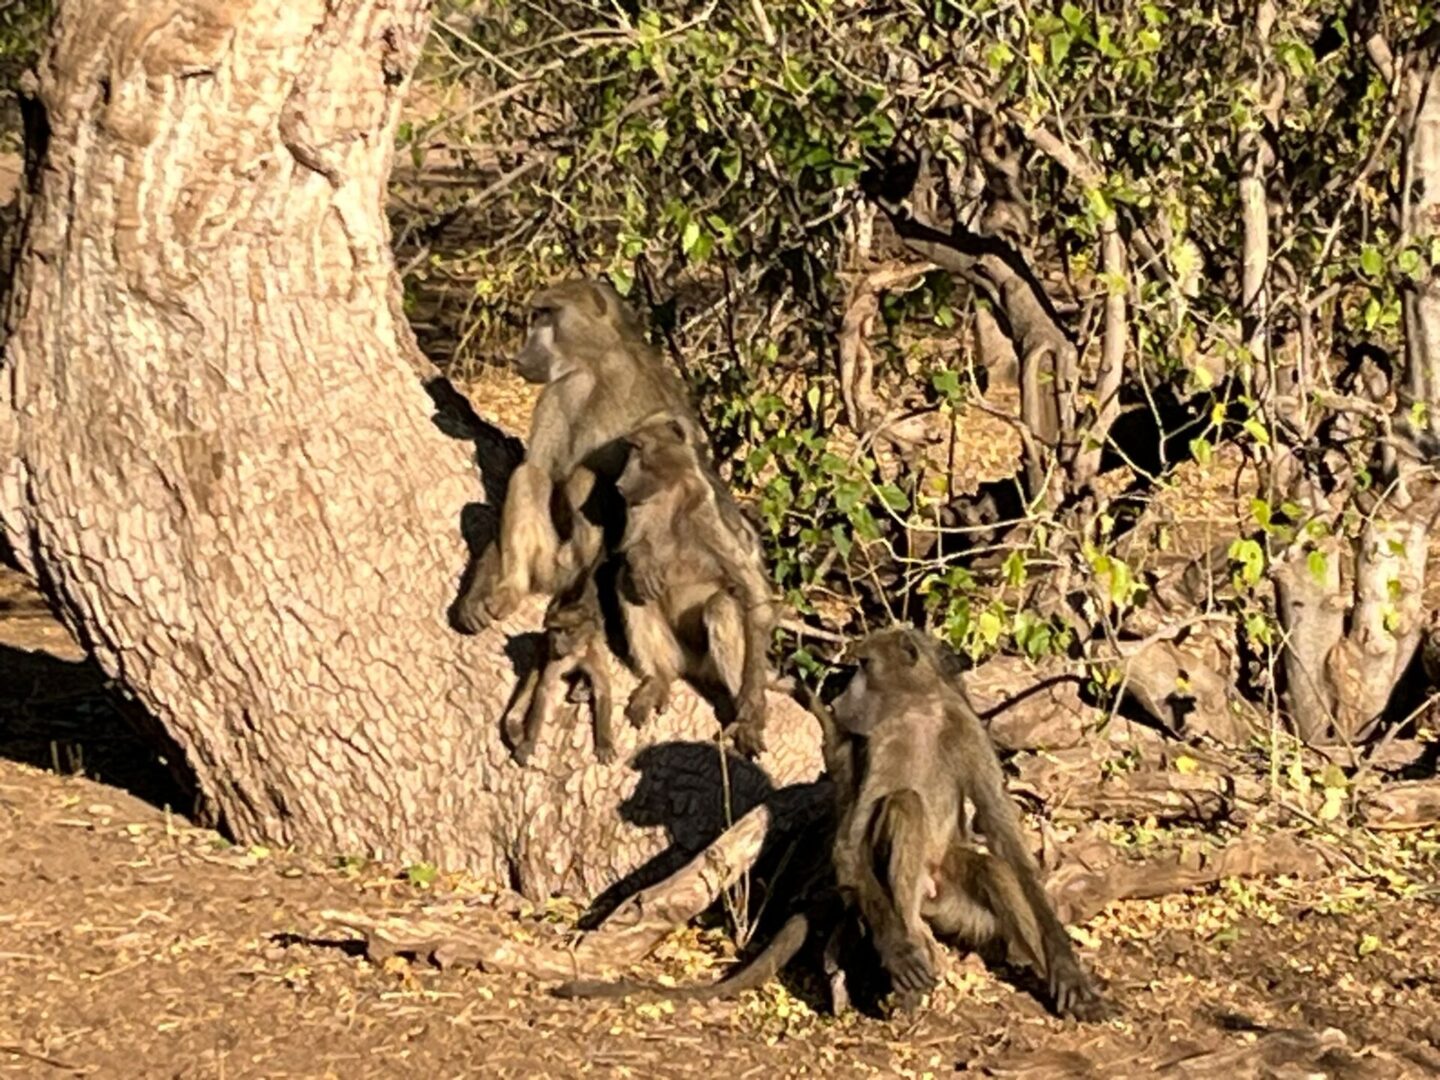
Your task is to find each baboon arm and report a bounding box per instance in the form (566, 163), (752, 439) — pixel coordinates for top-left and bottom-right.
(801, 689), (854, 791)
(837, 795), (934, 993)
(737, 593), (772, 710)
(525, 375), (593, 473)
(965, 759), (1082, 966)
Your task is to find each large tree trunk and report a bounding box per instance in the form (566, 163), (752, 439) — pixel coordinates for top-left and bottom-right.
(0, 0), (820, 899)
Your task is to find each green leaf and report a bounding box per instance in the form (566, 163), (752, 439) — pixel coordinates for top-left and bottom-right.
(830, 524), (852, 560)
(1228, 538), (1266, 587)
(1363, 297), (1382, 331)
(608, 267), (634, 296)
(976, 609), (1003, 646)
(1359, 246), (1383, 278)
(405, 862), (439, 887)
(984, 42), (1014, 70)
(1250, 498), (1272, 530)
(1307, 549), (1329, 586)
(931, 369), (963, 402)
(877, 483), (910, 512)
(681, 220), (702, 256)
(1049, 30), (1072, 67)
(1003, 551), (1028, 588)
(1190, 437), (1213, 466)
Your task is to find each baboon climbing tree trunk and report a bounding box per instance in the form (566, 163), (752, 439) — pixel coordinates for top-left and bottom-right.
(0, 0), (820, 898)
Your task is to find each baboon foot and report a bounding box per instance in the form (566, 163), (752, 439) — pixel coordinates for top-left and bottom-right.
(730, 718), (767, 759)
(511, 739), (537, 767)
(883, 939), (936, 997)
(453, 593), (492, 634)
(625, 679), (669, 729)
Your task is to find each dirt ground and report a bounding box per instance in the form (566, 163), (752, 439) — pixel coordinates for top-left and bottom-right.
(1, 569), (1438, 1079)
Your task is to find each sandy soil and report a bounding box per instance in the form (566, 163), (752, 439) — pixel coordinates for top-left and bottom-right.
(2, 568), (1439, 1079)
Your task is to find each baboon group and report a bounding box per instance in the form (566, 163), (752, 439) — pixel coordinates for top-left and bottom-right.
(453, 279), (1102, 1020)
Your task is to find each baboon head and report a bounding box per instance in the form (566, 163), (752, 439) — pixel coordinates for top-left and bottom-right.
(833, 628), (930, 729)
(616, 415), (697, 506)
(513, 278), (640, 383)
(542, 594), (593, 656)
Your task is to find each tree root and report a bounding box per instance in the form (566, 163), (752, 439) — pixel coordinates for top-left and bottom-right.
(1047, 832), (1344, 927)
(323, 805), (773, 979)
(1361, 779), (1440, 829)
(324, 795), (1360, 1000)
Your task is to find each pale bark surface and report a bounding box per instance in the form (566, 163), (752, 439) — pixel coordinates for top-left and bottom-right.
(0, 0), (821, 899)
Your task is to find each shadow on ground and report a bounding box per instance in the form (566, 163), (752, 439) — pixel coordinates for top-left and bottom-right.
(0, 588), (186, 815)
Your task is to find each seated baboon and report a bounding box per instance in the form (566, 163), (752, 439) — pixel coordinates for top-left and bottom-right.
(818, 627), (1103, 1019)
(454, 278), (699, 632)
(504, 569), (616, 765)
(613, 415), (775, 758)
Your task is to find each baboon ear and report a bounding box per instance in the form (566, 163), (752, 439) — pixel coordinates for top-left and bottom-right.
(897, 632), (922, 666)
(663, 417), (688, 444)
(584, 280), (612, 319)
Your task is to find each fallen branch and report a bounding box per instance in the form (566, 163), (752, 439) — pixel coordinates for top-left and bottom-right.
(324, 805), (773, 978)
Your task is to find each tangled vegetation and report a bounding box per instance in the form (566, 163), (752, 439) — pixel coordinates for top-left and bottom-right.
(393, 0), (1440, 758)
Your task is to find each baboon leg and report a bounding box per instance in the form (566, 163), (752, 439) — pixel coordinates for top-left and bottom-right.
(838, 790), (936, 996)
(584, 647), (617, 763)
(926, 845), (1044, 973)
(621, 598), (681, 728)
(822, 914), (855, 1015)
(700, 590), (766, 757)
(501, 665), (541, 753)
(512, 655), (575, 766)
(558, 466), (605, 595)
(487, 462), (560, 621)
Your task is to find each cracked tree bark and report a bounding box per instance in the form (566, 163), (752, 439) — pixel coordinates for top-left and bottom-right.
(0, 0), (821, 899)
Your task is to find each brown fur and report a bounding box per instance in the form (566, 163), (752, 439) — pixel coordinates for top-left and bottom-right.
(614, 416), (775, 758)
(818, 627), (1102, 1019)
(505, 571), (615, 765)
(454, 279), (698, 631)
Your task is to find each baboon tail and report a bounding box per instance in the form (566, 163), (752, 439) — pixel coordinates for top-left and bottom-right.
(550, 911), (811, 1002)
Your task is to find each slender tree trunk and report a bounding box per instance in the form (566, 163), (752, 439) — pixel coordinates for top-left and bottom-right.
(0, 0), (820, 898)
(1274, 46), (1440, 744)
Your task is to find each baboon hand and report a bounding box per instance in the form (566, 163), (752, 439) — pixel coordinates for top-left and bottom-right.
(593, 738), (618, 765)
(622, 559), (669, 604)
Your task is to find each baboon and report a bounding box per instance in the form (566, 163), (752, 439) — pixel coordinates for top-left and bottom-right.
(821, 627), (1102, 1020)
(504, 571), (616, 765)
(613, 415), (775, 758)
(454, 279), (698, 632)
